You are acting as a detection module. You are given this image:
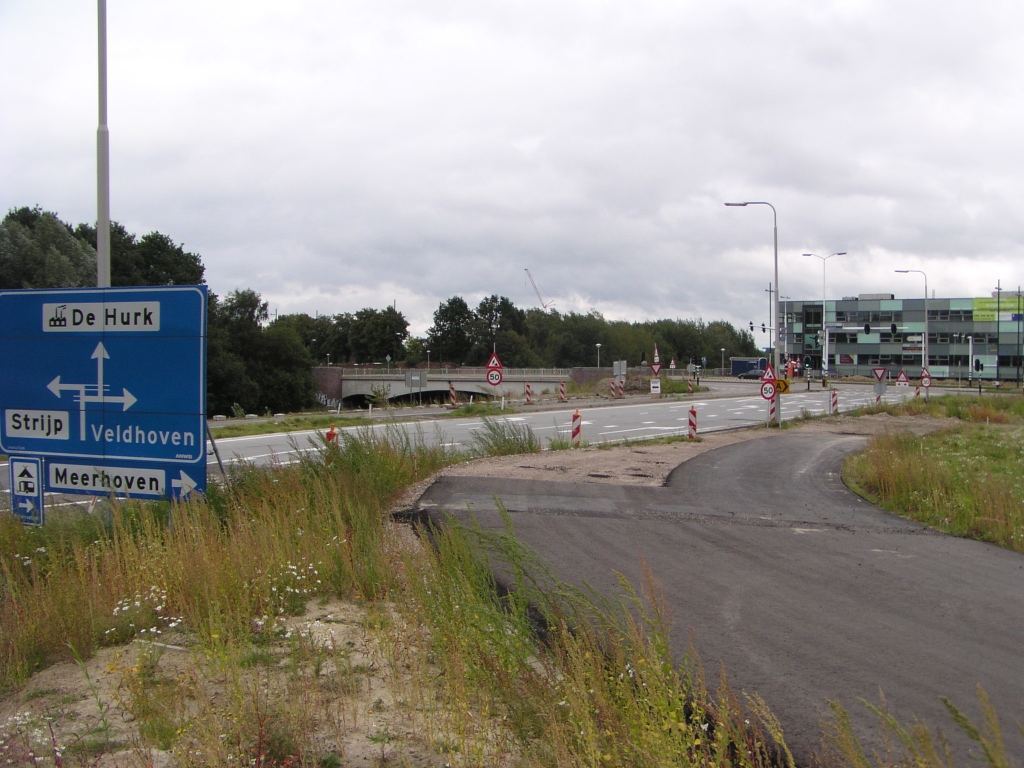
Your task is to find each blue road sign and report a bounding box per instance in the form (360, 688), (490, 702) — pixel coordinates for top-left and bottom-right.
(0, 287), (207, 501)
(9, 456), (44, 525)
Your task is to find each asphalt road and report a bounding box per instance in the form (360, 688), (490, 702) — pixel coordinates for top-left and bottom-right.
(200, 382), (917, 470)
(415, 431), (1024, 763)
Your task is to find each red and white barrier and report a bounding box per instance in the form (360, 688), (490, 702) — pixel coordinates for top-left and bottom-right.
(914, 386), (921, 399)
(559, 381), (567, 402)
(525, 381), (533, 404)
(449, 381), (457, 408)
(571, 409), (582, 447)
(687, 378), (693, 393)
(617, 377), (625, 398)
(768, 395), (777, 424)
(688, 407), (697, 439)
(611, 379), (617, 398)
(830, 389), (838, 415)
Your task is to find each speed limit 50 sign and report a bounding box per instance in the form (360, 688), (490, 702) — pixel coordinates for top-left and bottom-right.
(486, 368), (503, 386)
(760, 381), (776, 400)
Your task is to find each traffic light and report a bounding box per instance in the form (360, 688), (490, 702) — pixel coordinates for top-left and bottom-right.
(749, 322), (754, 332)
(864, 323), (871, 335)
(803, 355), (812, 367)
(974, 358), (984, 372)
(890, 323), (898, 335)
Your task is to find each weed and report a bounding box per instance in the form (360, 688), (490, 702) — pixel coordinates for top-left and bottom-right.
(844, 425), (1024, 550)
(469, 417), (541, 456)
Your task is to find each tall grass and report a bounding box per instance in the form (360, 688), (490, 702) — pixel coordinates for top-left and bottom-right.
(858, 394), (1024, 423)
(469, 416), (541, 456)
(396, 508), (794, 766)
(0, 428), (454, 691)
(844, 427), (1024, 551)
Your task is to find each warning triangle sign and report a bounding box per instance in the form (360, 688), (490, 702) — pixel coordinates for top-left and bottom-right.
(486, 352), (503, 370)
(896, 370), (909, 384)
(760, 363), (776, 381)
(653, 344), (660, 364)
(872, 367), (887, 382)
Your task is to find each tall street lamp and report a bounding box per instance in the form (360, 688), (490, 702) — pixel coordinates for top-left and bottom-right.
(726, 201), (781, 424)
(596, 343), (602, 368)
(720, 348), (726, 374)
(896, 269), (928, 399)
(780, 296), (791, 365)
(802, 253), (845, 382)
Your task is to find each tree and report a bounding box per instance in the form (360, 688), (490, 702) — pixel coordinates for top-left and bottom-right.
(427, 297), (474, 365)
(75, 222), (205, 286)
(207, 290), (317, 415)
(0, 207), (96, 289)
(349, 307), (409, 363)
(468, 295), (526, 364)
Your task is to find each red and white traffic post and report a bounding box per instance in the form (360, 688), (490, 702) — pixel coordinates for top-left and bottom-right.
(571, 409), (582, 447)
(830, 388), (838, 415)
(559, 381), (567, 402)
(525, 381), (533, 404)
(449, 381), (457, 408)
(688, 406), (697, 439)
(617, 377), (625, 398)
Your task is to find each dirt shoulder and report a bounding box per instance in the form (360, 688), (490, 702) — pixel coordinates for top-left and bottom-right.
(433, 412), (957, 487)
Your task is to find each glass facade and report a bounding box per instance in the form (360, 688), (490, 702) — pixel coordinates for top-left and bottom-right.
(780, 295), (1024, 381)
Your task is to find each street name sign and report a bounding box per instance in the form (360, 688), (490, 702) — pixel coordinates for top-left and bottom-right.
(0, 286), (207, 502)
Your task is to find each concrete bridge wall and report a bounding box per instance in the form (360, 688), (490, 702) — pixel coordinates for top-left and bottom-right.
(313, 367), (573, 406)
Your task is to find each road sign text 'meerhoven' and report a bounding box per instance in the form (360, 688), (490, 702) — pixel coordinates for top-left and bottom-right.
(43, 301), (160, 332)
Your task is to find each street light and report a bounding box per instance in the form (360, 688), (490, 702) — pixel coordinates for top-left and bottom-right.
(596, 343), (602, 368)
(720, 347), (726, 374)
(780, 296), (791, 364)
(802, 253), (846, 383)
(726, 201), (781, 424)
(896, 269), (928, 399)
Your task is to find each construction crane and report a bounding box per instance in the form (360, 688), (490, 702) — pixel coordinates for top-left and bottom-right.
(525, 269), (555, 309)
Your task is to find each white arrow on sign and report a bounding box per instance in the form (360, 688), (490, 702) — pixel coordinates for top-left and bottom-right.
(18, 499), (35, 513)
(47, 341), (138, 439)
(171, 470), (197, 498)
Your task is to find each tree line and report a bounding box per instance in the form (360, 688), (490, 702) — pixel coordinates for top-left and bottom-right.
(1, 207), (759, 414)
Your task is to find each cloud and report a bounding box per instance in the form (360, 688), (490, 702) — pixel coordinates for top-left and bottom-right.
(2, 0), (1023, 335)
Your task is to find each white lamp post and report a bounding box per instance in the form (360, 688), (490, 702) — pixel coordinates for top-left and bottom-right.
(726, 201), (781, 424)
(596, 343), (602, 368)
(802, 253), (845, 383)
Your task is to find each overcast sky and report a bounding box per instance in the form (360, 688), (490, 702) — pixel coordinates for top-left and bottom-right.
(2, 1), (1022, 334)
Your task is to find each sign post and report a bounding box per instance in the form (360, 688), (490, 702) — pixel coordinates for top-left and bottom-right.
(1, 287), (207, 508)
(9, 456), (44, 525)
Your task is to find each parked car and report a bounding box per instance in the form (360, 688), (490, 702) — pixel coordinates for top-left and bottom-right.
(737, 369), (764, 379)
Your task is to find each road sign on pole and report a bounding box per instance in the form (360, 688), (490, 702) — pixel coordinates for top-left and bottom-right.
(760, 381), (776, 400)
(921, 368), (932, 388)
(761, 363), (776, 382)
(0, 287), (207, 501)
(486, 368), (503, 386)
(872, 367), (888, 382)
(650, 362), (662, 376)
(9, 456), (44, 525)
(485, 352), (503, 370)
